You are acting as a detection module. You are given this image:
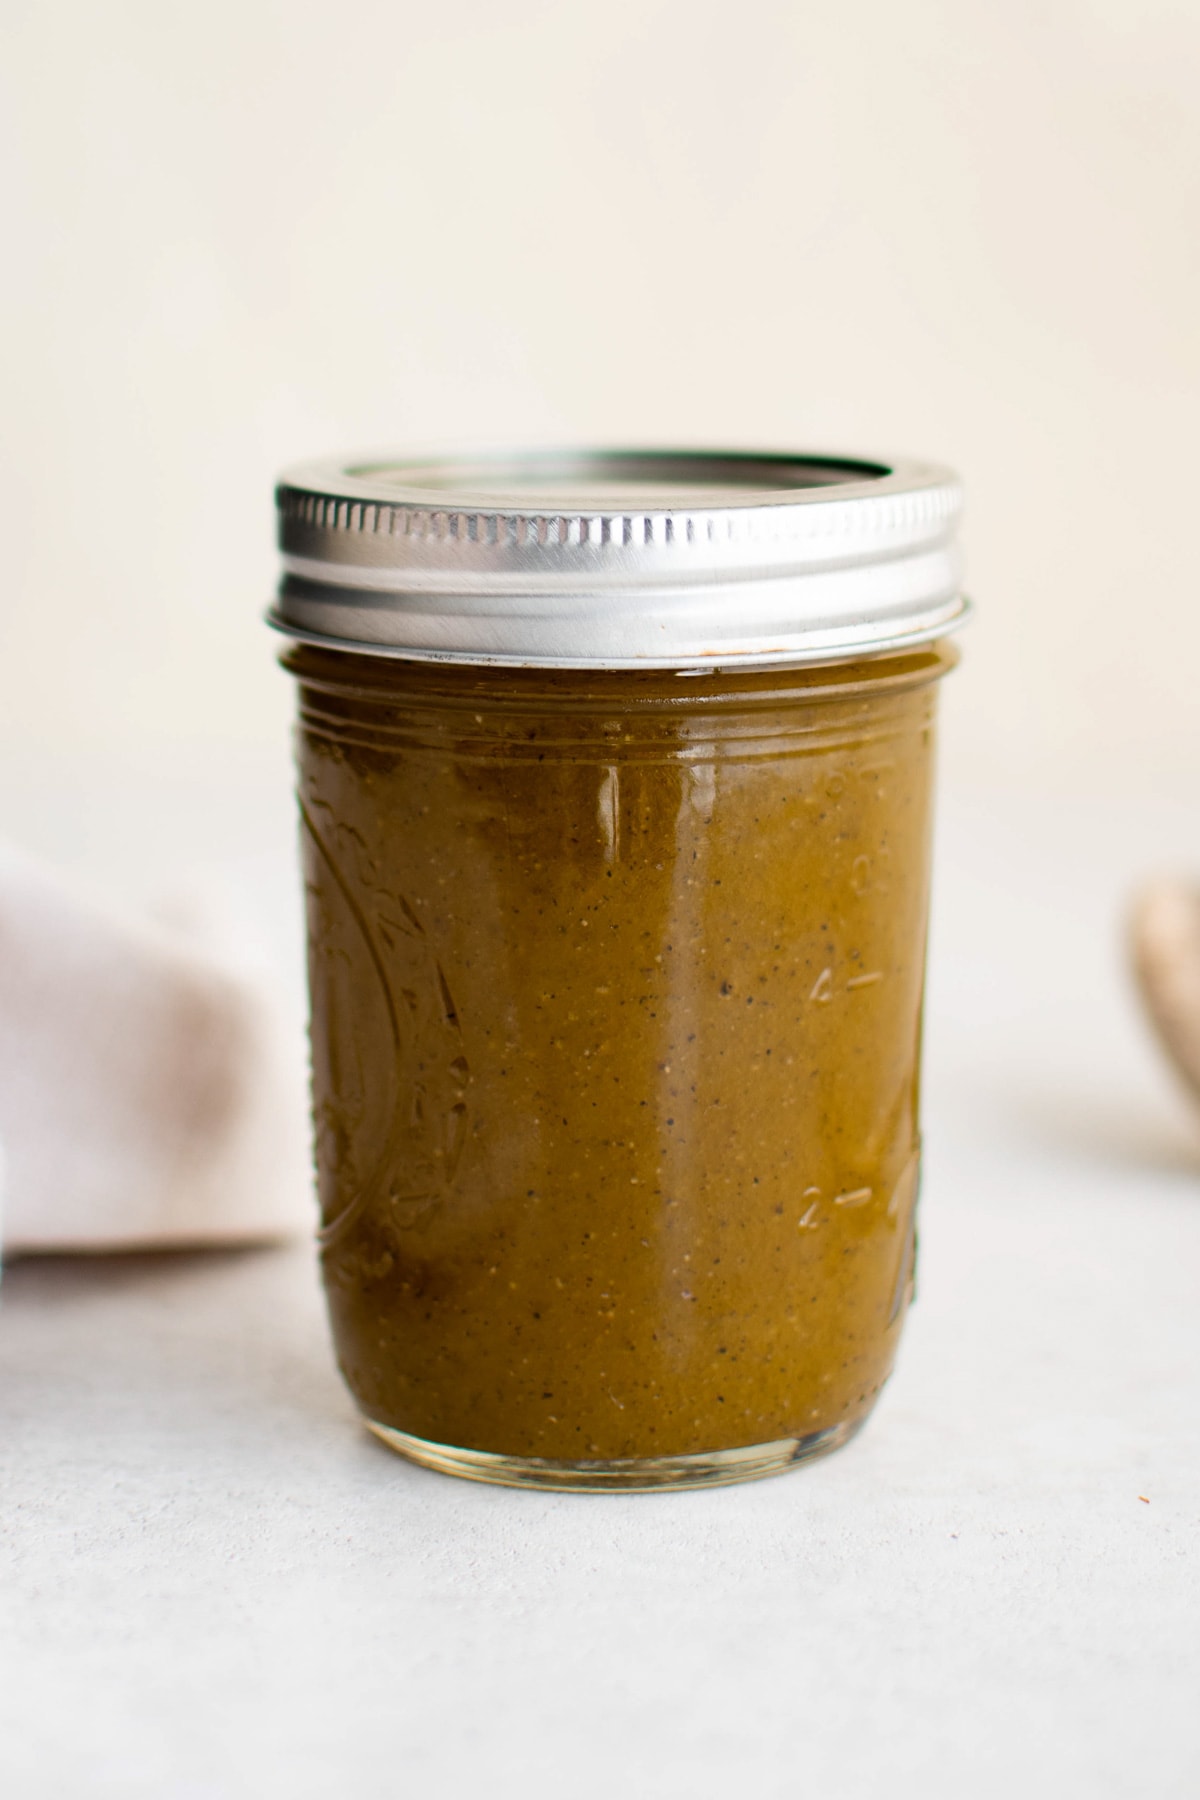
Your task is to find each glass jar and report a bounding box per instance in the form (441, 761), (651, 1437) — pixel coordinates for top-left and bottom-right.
(271, 450), (966, 1490)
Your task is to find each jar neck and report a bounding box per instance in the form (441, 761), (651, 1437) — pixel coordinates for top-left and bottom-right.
(281, 639), (959, 715)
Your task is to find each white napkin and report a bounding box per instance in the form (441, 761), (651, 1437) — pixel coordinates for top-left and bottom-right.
(0, 841), (312, 1254)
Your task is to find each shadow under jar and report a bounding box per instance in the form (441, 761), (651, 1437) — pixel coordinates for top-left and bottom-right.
(271, 449), (967, 1491)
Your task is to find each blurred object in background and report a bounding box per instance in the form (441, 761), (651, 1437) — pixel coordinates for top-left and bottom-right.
(1131, 880), (1200, 1117)
(0, 840), (310, 1254)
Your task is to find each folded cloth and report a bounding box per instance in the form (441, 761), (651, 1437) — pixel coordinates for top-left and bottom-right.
(0, 841), (312, 1253)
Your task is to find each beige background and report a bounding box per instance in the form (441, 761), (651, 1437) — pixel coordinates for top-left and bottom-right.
(2, 0), (1198, 792)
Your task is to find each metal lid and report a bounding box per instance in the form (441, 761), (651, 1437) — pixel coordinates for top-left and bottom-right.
(271, 448), (966, 669)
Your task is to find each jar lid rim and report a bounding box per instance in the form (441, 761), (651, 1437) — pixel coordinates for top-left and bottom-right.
(272, 445), (967, 668)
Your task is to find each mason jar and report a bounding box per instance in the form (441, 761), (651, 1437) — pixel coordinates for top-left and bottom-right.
(271, 450), (967, 1491)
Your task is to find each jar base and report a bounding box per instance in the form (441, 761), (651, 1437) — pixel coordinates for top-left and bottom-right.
(364, 1416), (864, 1492)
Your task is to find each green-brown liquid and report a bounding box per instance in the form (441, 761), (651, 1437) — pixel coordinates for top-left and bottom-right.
(287, 643), (954, 1462)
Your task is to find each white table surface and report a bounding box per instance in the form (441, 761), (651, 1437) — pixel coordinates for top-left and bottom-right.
(2, 769), (1199, 1799)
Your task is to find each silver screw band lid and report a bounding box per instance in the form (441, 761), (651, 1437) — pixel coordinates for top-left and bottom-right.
(270, 448), (966, 668)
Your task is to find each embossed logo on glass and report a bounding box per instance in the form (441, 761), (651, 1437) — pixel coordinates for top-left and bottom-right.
(300, 796), (469, 1252)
